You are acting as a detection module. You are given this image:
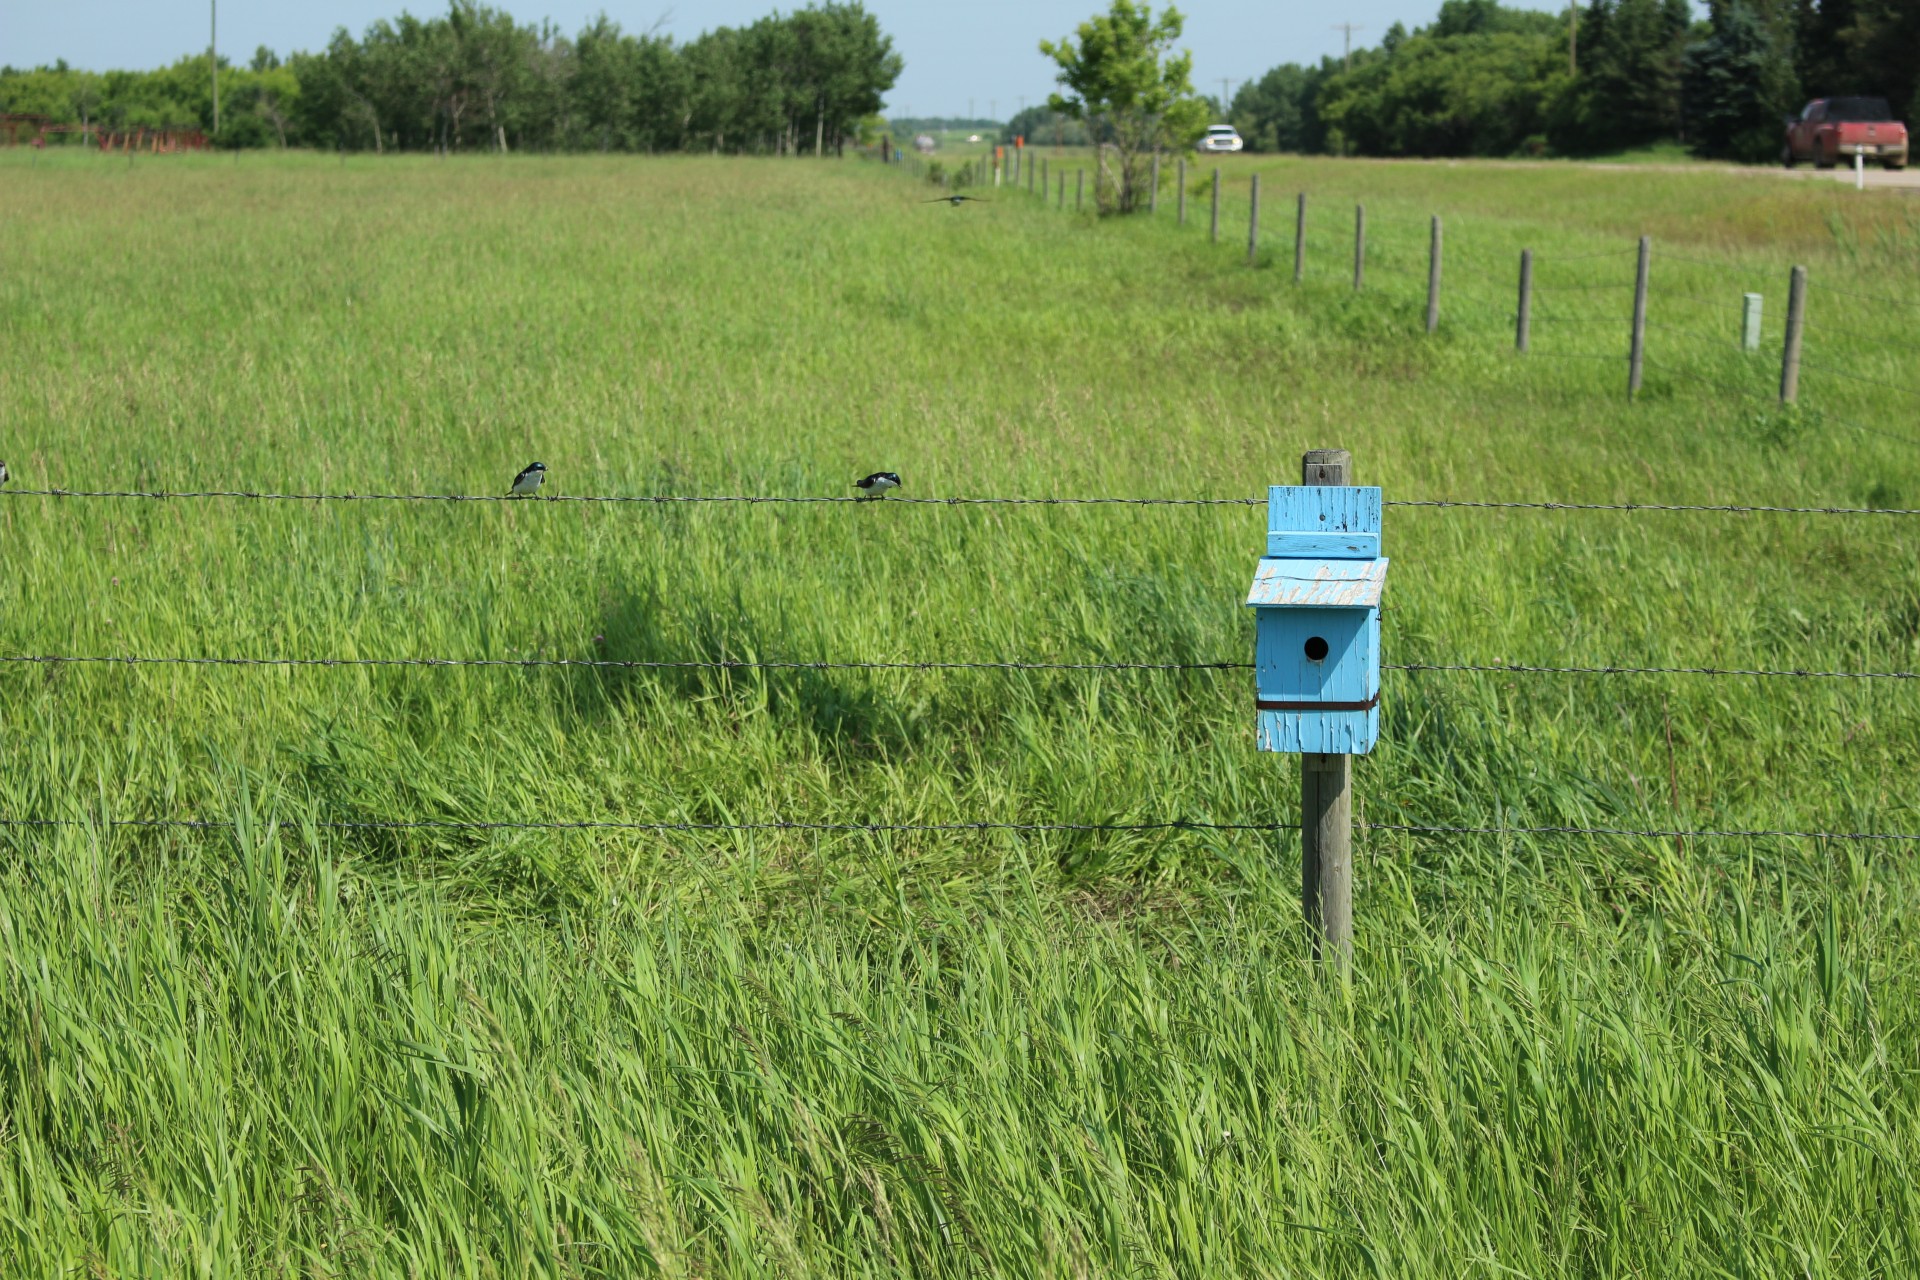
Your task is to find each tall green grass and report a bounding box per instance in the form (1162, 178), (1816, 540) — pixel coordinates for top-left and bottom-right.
(0, 148), (1916, 1276)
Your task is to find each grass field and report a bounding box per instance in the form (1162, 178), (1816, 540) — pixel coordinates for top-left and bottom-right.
(1, 147), (1918, 1276)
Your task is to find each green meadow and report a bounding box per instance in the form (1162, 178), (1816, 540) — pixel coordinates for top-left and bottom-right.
(0, 147), (1917, 1276)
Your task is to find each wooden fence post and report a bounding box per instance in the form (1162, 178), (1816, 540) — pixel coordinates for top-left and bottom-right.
(1780, 265), (1806, 403)
(1294, 192), (1306, 283)
(1425, 215), (1442, 333)
(1058, 171), (1065, 210)
(1516, 249), (1532, 354)
(1150, 152), (1160, 214)
(1248, 174), (1261, 265)
(1177, 158), (1187, 225)
(1352, 204), (1365, 292)
(1210, 167), (1221, 243)
(1301, 448), (1354, 973)
(1629, 235), (1650, 400)
(1076, 168), (1084, 212)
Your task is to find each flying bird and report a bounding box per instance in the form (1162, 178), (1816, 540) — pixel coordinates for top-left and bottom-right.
(925, 195), (989, 207)
(855, 472), (901, 500)
(509, 461), (547, 497)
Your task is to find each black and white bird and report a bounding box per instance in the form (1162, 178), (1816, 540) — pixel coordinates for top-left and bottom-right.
(924, 195), (989, 208)
(0, 461), (8, 487)
(509, 461), (547, 497)
(854, 471), (901, 500)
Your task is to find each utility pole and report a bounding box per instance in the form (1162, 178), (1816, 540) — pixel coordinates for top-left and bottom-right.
(210, 0), (219, 136)
(1219, 78), (1235, 114)
(1332, 23), (1364, 72)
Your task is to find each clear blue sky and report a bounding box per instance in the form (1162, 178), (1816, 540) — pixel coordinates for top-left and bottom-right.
(5, 0), (1568, 118)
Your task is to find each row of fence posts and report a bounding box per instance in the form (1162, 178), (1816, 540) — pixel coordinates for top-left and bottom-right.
(889, 142), (1827, 969)
(894, 147), (1815, 407)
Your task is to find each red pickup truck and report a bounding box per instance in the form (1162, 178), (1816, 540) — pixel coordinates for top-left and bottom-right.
(1783, 97), (1908, 170)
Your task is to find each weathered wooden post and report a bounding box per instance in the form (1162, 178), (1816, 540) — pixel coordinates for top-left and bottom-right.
(1248, 175), (1261, 265)
(1177, 158), (1188, 225)
(1781, 266), (1806, 402)
(1210, 167), (1221, 243)
(1246, 449), (1383, 974)
(1353, 204), (1365, 291)
(1425, 215), (1443, 333)
(1150, 153), (1160, 213)
(1076, 168), (1084, 212)
(1516, 249), (1533, 353)
(1742, 292), (1763, 352)
(1058, 170), (1066, 209)
(1629, 235), (1650, 399)
(1294, 192), (1307, 283)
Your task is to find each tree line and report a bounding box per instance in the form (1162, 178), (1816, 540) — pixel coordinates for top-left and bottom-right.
(1226, 0), (1916, 162)
(0, 0), (901, 155)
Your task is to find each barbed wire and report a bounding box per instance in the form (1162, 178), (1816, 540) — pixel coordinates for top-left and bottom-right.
(6, 487), (1916, 515)
(1652, 253), (1756, 273)
(1364, 820), (1920, 843)
(1384, 497), (1920, 514)
(8, 653), (1913, 680)
(3, 813), (1913, 843)
(1534, 282), (1635, 292)
(1819, 286), (1920, 311)
(0, 488), (1265, 507)
(1799, 359), (1920, 401)
(1533, 248), (1638, 262)
(0, 653), (1250, 673)
(1820, 411), (1920, 449)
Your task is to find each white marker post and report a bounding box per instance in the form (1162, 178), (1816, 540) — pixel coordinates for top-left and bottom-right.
(1855, 152), (1865, 190)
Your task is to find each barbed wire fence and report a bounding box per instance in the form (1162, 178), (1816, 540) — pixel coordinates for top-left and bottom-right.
(938, 144), (1920, 451)
(6, 153), (1919, 852)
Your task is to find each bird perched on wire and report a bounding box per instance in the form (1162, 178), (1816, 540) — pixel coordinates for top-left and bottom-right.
(925, 195), (989, 208)
(509, 461), (547, 497)
(855, 472), (901, 500)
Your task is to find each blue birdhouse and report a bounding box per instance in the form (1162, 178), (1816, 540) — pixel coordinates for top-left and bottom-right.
(1246, 485), (1388, 755)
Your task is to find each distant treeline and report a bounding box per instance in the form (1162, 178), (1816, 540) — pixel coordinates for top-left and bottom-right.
(0, 0), (900, 154)
(1225, 0), (1917, 161)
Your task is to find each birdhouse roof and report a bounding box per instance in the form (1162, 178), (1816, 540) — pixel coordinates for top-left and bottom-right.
(1246, 557), (1389, 608)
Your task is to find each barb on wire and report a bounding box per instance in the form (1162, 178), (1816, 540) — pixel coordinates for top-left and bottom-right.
(1798, 359), (1920, 401)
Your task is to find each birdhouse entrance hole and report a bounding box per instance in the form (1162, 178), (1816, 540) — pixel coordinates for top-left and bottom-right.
(1304, 636), (1330, 662)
